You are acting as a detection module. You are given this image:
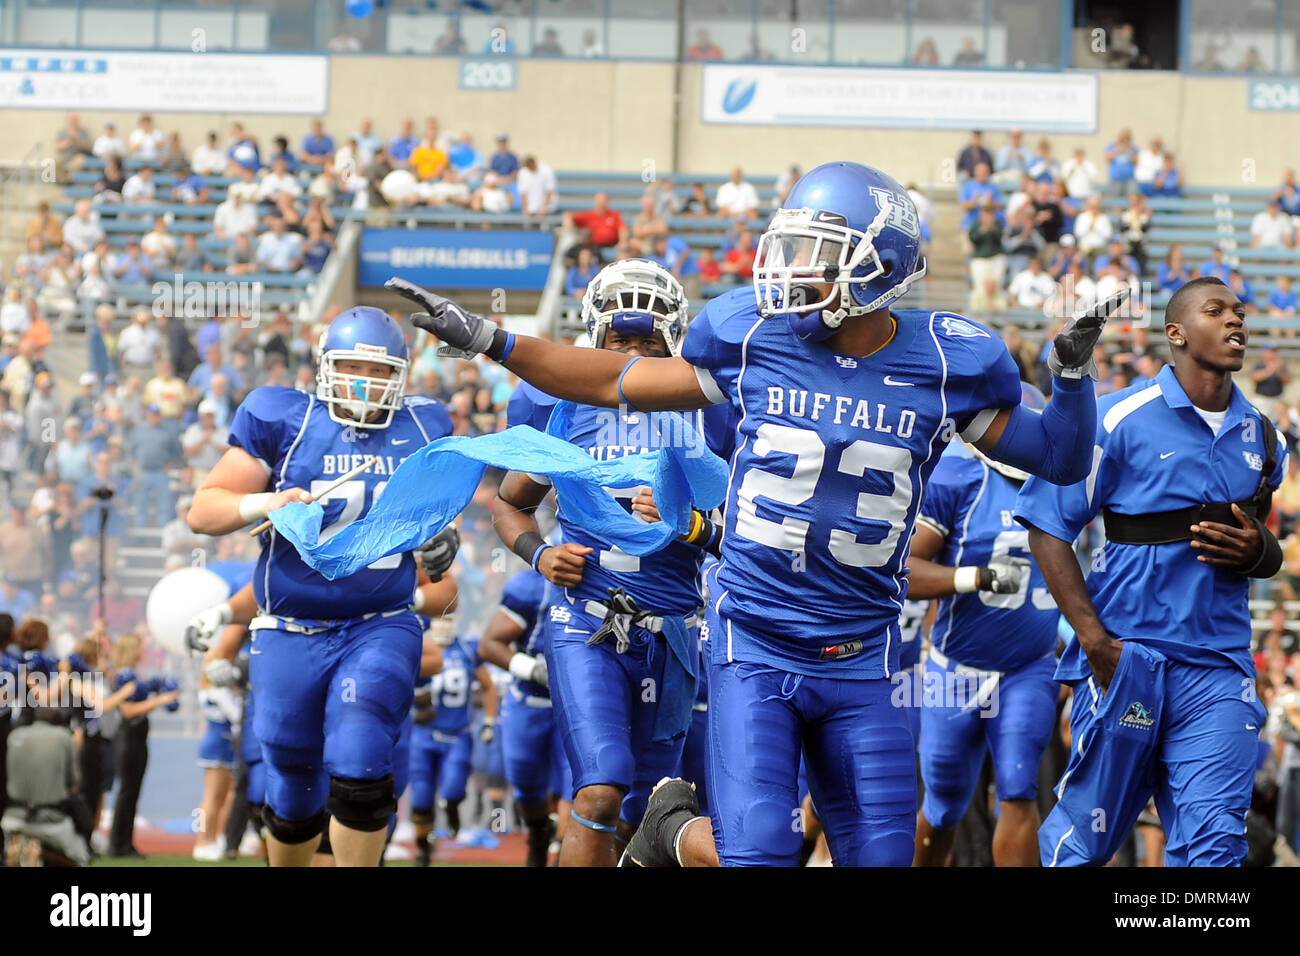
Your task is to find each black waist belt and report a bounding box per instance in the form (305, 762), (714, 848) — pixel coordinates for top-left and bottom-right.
(1103, 499), (1256, 545)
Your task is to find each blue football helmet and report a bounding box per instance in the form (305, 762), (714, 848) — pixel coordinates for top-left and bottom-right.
(969, 381), (1047, 482)
(581, 258), (688, 356)
(316, 306), (410, 429)
(754, 162), (927, 342)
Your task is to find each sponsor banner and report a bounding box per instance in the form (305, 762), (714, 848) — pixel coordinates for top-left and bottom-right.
(702, 64), (1098, 133)
(0, 48), (328, 113)
(359, 228), (554, 290)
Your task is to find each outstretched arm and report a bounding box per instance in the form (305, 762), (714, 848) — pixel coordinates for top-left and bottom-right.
(386, 278), (710, 411)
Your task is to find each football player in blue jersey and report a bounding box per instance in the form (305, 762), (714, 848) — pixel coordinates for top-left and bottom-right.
(387, 161), (1119, 866)
(187, 306), (459, 867)
(487, 258), (726, 867)
(905, 384), (1061, 867)
(1019, 276), (1287, 867)
(409, 624), (497, 865)
(478, 566), (574, 867)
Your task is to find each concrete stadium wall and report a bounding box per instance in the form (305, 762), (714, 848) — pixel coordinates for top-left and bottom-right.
(5, 58), (1300, 186)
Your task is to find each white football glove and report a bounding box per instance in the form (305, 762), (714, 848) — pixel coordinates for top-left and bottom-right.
(508, 652), (548, 689)
(185, 603), (233, 655)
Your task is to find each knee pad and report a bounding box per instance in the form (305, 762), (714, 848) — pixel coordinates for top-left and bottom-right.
(262, 806), (327, 846)
(740, 799), (803, 862)
(327, 774), (397, 833)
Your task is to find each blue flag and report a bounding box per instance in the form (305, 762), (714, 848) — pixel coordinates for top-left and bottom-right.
(269, 406), (729, 580)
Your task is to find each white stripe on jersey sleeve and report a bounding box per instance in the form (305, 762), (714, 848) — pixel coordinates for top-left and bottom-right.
(693, 365), (727, 405)
(959, 407), (999, 443)
(499, 607), (528, 630)
(915, 514), (949, 539)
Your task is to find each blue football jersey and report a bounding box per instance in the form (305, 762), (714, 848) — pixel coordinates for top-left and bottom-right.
(427, 636), (480, 734)
(682, 287), (1022, 678)
(897, 599), (927, 670)
(498, 567), (553, 699)
(1016, 364), (1287, 680)
(506, 380), (559, 431)
(550, 403), (717, 616)
(918, 453), (1058, 672)
(227, 386), (452, 621)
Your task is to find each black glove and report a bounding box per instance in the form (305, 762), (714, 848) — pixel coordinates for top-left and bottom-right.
(417, 524), (460, 581)
(1048, 287), (1130, 380)
(386, 277), (496, 360)
(977, 556), (1031, 594)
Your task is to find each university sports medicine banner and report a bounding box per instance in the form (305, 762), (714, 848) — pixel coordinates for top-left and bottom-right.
(359, 228), (555, 291)
(0, 49), (328, 113)
(701, 64), (1098, 133)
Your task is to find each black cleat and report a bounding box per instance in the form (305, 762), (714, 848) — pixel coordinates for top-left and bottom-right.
(620, 777), (700, 868)
(415, 835), (432, 868)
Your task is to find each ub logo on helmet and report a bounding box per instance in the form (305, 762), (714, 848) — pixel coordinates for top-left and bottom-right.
(316, 306), (410, 430)
(753, 162), (927, 342)
(581, 258), (688, 357)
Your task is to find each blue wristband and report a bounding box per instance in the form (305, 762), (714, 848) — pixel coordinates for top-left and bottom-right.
(530, 544), (548, 570)
(617, 356), (643, 412)
(497, 331), (516, 363)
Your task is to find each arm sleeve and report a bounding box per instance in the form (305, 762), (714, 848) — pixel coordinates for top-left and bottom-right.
(226, 386), (291, 472)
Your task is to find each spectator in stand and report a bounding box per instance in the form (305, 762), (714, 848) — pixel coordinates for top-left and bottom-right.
(1072, 194), (1113, 259)
(952, 35), (983, 66)
(686, 29), (724, 59)
(67, 373), (96, 423)
(268, 134), (300, 174)
(301, 119), (334, 163)
(721, 228), (756, 284)
(212, 189), (257, 240)
(910, 36), (939, 64)
(128, 403), (181, 527)
(13, 235), (52, 292)
(1062, 147), (1098, 199)
(191, 130), (225, 176)
(968, 274), (1008, 313)
(93, 156), (126, 205)
(448, 133), (484, 188)
(534, 27), (564, 56)
(25, 371), (61, 475)
(1007, 256), (1055, 310)
(956, 130), (994, 181)
(111, 239), (153, 286)
(128, 114), (163, 162)
(1198, 244), (1233, 283)
(470, 171), (511, 213)
(517, 155), (557, 218)
(651, 176), (682, 219)
(53, 111), (93, 179)
(300, 218), (333, 274)
(201, 374), (235, 428)
(61, 200), (103, 256)
(182, 401), (227, 485)
(187, 344), (241, 405)
(1052, 179), (1079, 236)
(967, 204), (1005, 290)
(158, 130), (187, 175)
(173, 233), (210, 274)
(434, 18), (467, 54)
(631, 194), (669, 246)
(1251, 199), (1294, 249)
(565, 192), (626, 253)
(26, 202), (62, 249)
(696, 247), (722, 284)
(994, 128), (1031, 184)
(1269, 275), (1299, 319)
(140, 217), (176, 270)
(92, 121), (125, 161)
(225, 123), (261, 174)
(388, 118), (419, 169)
(1274, 168), (1300, 217)
(1026, 138), (1058, 184)
(121, 165), (156, 204)
(1134, 135), (1164, 190)
(143, 357), (186, 433)
(225, 233), (256, 276)
(52, 416), (92, 487)
(410, 133), (448, 182)
(565, 247), (600, 297)
(1105, 128), (1138, 194)
(1252, 345), (1291, 399)
(1151, 245), (1189, 298)
(1145, 153), (1182, 197)
(1, 289), (29, 338)
(170, 167), (208, 206)
(1227, 269), (1258, 314)
(353, 117), (381, 166)
(683, 182), (714, 217)
(489, 134), (519, 184)
(959, 162), (1001, 232)
(483, 21), (516, 55)
(715, 167), (760, 220)
(1028, 178), (1065, 254)
(256, 156), (301, 205)
(255, 215), (303, 273)
(775, 166), (801, 207)
(1117, 191), (1151, 274)
(1094, 238), (1138, 276)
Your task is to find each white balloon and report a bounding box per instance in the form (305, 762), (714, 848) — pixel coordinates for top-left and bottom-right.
(145, 567), (231, 655)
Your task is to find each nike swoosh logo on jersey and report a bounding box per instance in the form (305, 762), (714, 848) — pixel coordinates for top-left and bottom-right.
(1247, 723), (1258, 730)
(393, 438), (410, 445)
(883, 376), (914, 387)
(1160, 451), (1175, 459)
(562, 626), (591, 635)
